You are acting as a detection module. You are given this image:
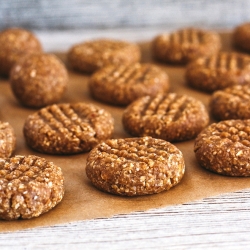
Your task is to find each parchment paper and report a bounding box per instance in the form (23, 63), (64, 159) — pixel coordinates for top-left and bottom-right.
(1, 32), (249, 233)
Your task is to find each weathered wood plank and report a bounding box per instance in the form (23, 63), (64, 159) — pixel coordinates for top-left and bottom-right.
(1, 0), (250, 30)
(1, 189), (250, 249)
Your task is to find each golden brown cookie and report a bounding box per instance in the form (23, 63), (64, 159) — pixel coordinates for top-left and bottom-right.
(67, 39), (141, 73)
(89, 63), (170, 106)
(0, 155), (64, 220)
(23, 102), (114, 154)
(0, 28), (43, 77)
(10, 53), (68, 108)
(152, 28), (221, 64)
(233, 22), (250, 52)
(0, 122), (16, 158)
(210, 84), (250, 121)
(194, 119), (250, 176)
(86, 136), (185, 196)
(122, 93), (209, 142)
(186, 52), (250, 93)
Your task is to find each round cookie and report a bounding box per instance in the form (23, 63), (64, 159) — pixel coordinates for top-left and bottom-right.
(0, 155), (64, 220)
(86, 136), (185, 196)
(10, 53), (68, 108)
(0, 28), (43, 77)
(0, 122), (16, 158)
(152, 28), (221, 64)
(194, 119), (250, 176)
(89, 63), (170, 106)
(210, 84), (250, 121)
(122, 93), (209, 142)
(186, 52), (250, 93)
(23, 102), (114, 154)
(67, 39), (141, 73)
(233, 22), (250, 52)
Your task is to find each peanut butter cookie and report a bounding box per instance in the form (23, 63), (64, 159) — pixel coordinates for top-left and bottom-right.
(186, 52), (250, 93)
(86, 136), (185, 196)
(23, 102), (114, 154)
(10, 53), (68, 108)
(194, 119), (250, 176)
(233, 22), (250, 52)
(0, 28), (42, 77)
(122, 93), (209, 142)
(67, 39), (141, 73)
(89, 63), (170, 106)
(152, 28), (221, 64)
(210, 84), (250, 120)
(0, 155), (64, 220)
(0, 122), (16, 158)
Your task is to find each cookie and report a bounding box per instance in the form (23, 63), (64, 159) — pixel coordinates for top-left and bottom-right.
(67, 39), (141, 73)
(194, 119), (250, 176)
(86, 136), (185, 196)
(23, 102), (114, 154)
(210, 84), (250, 121)
(233, 22), (250, 52)
(0, 155), (64, 220)
(0, 122), (16, 158)
(0, 28), (43, 77)
(10, 53), (68, 108)
(186, 52), (250, 93)
(152, 28), (221, 64)
(89, 63), (170, 106)
(122, 93), (209, 142)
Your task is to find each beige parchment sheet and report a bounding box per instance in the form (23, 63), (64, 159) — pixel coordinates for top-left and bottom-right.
(0, 32), (249, 232)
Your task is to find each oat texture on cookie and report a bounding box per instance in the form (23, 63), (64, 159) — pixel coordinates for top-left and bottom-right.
(186, 52), (250, 93)
(23, 102), (114, 154)
(10, 53), (68, 108)
(86, 137), (185, 196)
(210, 84), (250, 120)
(67, 39), (141, 73)
(122, 92), (209, 142)
(194, 119), (250, 176)
(233, 22), (250, 52)
(152, 28), (221, 64)
(0, 28), (43, 77)
(0, 121), (16, 158)
(0, 155), (64, 220)
(89, 63), (170, 106)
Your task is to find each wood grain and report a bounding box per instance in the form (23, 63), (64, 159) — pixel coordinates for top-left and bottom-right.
(1, 189), (250, 249)
(1, 0), (250, 30)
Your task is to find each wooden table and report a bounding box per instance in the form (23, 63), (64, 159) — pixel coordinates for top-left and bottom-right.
(1, 27), (250, 249)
